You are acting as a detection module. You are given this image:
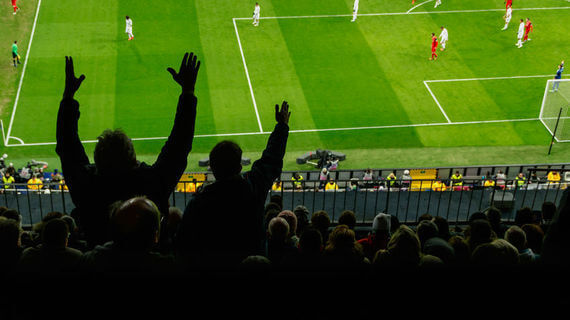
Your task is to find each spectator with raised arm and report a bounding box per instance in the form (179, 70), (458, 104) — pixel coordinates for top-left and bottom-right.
(55, 53), (200, 249)
(176, 101), (291, 270)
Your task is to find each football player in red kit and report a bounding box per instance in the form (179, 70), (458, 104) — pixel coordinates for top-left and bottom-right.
(430, 33), (438, 60)
(523, 18), (533, 42)
(505, 0), (512, 9)
(12, 0), (19, 15)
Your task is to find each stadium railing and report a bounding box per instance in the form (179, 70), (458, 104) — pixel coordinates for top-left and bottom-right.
(2, 162), (568, 228)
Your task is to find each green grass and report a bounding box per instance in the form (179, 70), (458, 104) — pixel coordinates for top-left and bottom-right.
(2, 0), (570, 173)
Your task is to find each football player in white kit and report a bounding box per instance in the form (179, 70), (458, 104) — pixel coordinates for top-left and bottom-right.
(516, 19), (524, 48)
(351, 0), (359, 22)
(502, 5), (512, 30)
(439, 26), (448, 51)
(434, 0), (442, 8)
(125, 16), (134, 41)
(253, 3), (260, 26)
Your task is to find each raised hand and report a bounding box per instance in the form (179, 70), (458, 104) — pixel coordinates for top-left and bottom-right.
(167, 52), (201, 95)
(275, 101), (291, 125)
(63, 56), (85, 99)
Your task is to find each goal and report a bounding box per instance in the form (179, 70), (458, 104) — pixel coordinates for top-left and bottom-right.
(539, 78), (570, 142)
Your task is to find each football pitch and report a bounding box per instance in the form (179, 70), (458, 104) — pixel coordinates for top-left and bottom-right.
(2, 0), (570, 171)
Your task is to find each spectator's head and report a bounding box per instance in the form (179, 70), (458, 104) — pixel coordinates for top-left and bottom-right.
(418, 213), (433, 223)
(209, 140), (242, 180)
(33, 211), (64, 234)
(311, 210), (330, 237)
(504, 225), (526, 252)
(110, 197), (160, 251)
(338, 210), (356, 230)
(466, 219), (495, 253)
(468, 211), (488, 223)
(325, 224), (359, 253)
(521, 223), (544, 254)
(94, 129), (137, 175)
(432, 216), (450, 240)
(264, 208), (281, 231)
(485, 207), (502, 226)
(416, 220), (439, 246)
(269, 195), (283, 209)
(42, 218), (70, 248)
(293, 205), (310, 237)
(541, 201), (556, 222)
(299, 227), (323, 255)
(1, 209), (21, 226)
(0, 216), (21, 249)
(515, 207), (534, 226)
(372, 213), (391, 236)
(471, 239), (519, 266)
(382, 225), (421, 266)
(448, 235), (470, 266)
(277, 210), (297, 238)
(267, 217), (289, 242)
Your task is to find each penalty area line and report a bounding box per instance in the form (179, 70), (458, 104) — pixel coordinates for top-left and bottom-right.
(2, 118), (546, 147)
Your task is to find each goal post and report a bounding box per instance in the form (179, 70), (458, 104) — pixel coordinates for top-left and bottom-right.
(539, 78), (570, 142)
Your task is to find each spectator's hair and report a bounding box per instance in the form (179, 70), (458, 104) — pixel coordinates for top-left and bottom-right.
(110, 197), (160, 251)
(33, 211), (64, 234)
(42, 218), (69, 248)
(269, 195), (283, 209)
(209, 140), (242, 179)
(541, 201), (557, 221)
(383, 225), (421, 265)
(521, 223), (544, 254)
(432, 216), (450, 240)
(277, 210), (297, 237)
(324, 224), (361, 253)
(0, 216), (21, 249)
(94, 129), (137, 175)
(1, 209), (21, 224)
(299, 227), (323, 254)
(293, 205), (310, 237)
(466, 219), (496, 253)
(268, 217), (289, 242)
(264, 208), (281, 231)
(448, 235), (470, 266)
(514, 207), (534, 226)
(0, 206), (8, 216)
(311, 210), (331, 242)
(338, 210), (356, 230)
(471, 239), (519, 266)
(416, 220), (439, 246)
(504, 225), (526, 251)
(418, 213), (433, 222)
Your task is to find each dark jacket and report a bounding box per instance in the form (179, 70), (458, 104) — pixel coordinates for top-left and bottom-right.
(18, 245), (83, 272)
(55, 93), (197, 248)
(176, 122), (289, 270)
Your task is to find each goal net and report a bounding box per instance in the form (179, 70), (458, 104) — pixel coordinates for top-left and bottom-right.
(540, 79), (570, 142)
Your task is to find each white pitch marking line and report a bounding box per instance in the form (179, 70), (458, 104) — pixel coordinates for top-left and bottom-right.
(407, 0), (435, 14)
(232, 18), (264, 133)
(423, 81), (451, 123)
(5, 0), (42, 145)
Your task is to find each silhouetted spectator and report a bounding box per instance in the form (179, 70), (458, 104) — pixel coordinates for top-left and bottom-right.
(266, 217), (297, 265)
(292, 205), (310, 238)
(471, 239), (519, 267)
(0, 217), (22, 272)
(61, 215), (88, 252)
(448, 235), (470, 267)
(416, 220), (439, 249)
(540, 201), (556, 234)
(338, 210), (356, 230)
(281, 227), (323, 270)
(358, 213), (391, 262)
(504, 225), (538, 265)
(79, 197), (176, 273)
(176, 101), (290, 270)
(432, 216), (451, 241)
(373, 225), (422, 269)
(18, 218), (83, 272)
(56, 53), (200, 249)
(310, 210), (331, 244)
(322, 225), (369, 271)
(465, 219), (496, 254)
(278, 210), (299, 247)
(521, 223), (544, 255)
(485, 206), (508, 239)
(514, 206), (534, 227)
(541, 189), (570, 267)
